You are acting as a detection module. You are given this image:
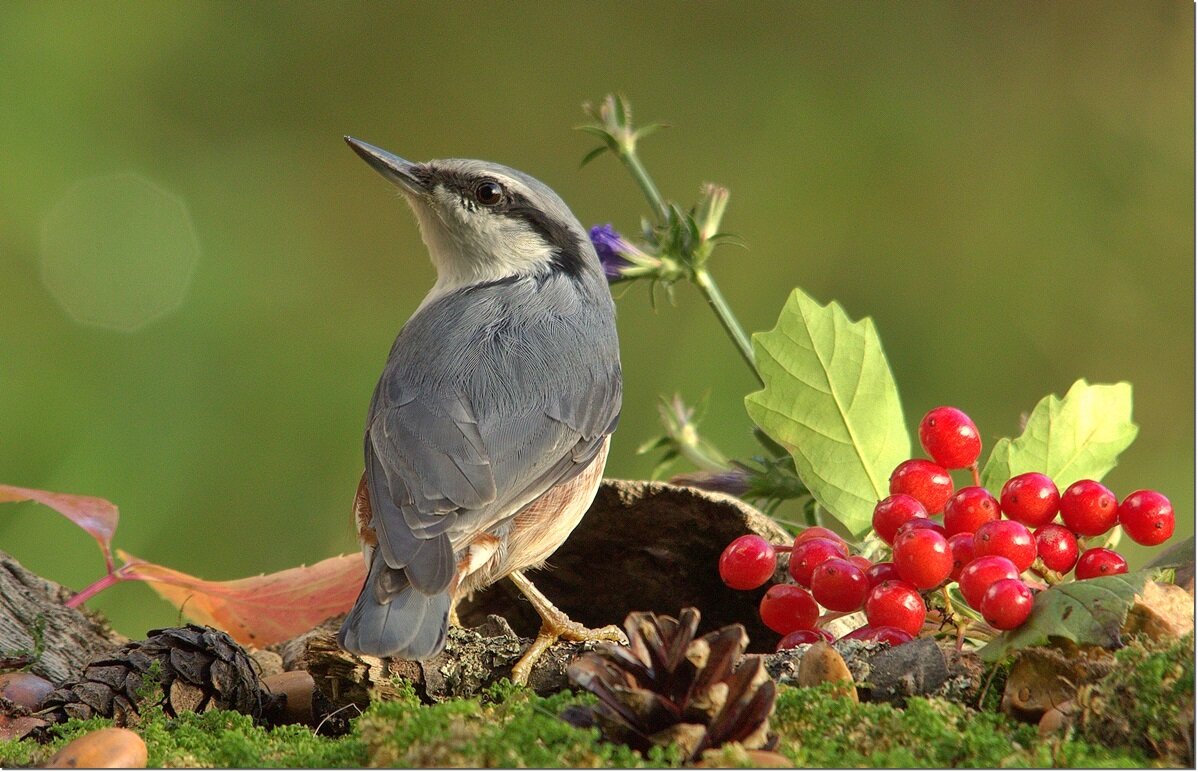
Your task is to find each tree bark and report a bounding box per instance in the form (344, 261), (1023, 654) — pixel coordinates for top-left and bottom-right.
(0, 550), (126, 684)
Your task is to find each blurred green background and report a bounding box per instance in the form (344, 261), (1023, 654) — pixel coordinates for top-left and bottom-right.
(0, 2), (1192, 638)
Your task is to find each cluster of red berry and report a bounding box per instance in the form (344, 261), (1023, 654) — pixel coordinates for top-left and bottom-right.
(718, 406), (1176, 649)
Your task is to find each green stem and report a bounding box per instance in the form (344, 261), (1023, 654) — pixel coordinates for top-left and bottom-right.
(617, 143), (669, 223)
(616, 139), (759, 384)
(694, 269), (762, 384)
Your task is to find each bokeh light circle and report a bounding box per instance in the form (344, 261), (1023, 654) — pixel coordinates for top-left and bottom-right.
(40, 173), (200, 332)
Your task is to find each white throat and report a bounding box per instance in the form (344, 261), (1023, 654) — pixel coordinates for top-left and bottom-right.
(407, 188), (556, 313)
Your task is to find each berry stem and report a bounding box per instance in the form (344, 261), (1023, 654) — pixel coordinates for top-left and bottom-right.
(940, 585), (957, 618)
(1029, 558), (1064, 586)
(816, 609), (853, 626)
(969, 463), (981, 487)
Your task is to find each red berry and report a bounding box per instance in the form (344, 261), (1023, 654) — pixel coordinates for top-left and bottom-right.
(811, 558), (870, 611)
(957, 555), (1019, 609)
(1118, 490), (1175, 546)
(793, 526), (847, 548)
(1075, 548), (1128, 580)
(848, 555), (873, 573)
(759, 584), (820, 634)
(864, 580), (926, 636)
(776, 628), (834, 651)
(894, 517), (947, 541)
(893, 528), (953, 589)
(947, 532), (975, 582)
(918, 406), (982, 469)
(980, 579), (1034, 630)
(1059, 479), (1118, 536)
(1033, 523), (1079, 573)
(840, 625), (915, 646)
(865, 561), (901, 589)
(872, 494), (929, 545)
(788, 538), (848, 587)
(972, 519), (1036, 572)
(889, 459), (955, 514)
(1000, 472), (1060, 528)
(943, 486), (1001, 536)
(718, 535), (778, 590)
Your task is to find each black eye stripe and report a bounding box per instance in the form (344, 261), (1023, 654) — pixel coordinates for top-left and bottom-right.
(422, 164), (588, 279)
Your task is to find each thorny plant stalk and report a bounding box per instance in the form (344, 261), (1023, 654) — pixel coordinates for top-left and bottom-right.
(584, 95), (818, 524)
(694, 268), (758, 380)
(582, 94), (761, 384)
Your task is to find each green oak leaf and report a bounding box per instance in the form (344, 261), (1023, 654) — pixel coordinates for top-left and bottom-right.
(978, 569), (1152, 662)
(745, 288), (909, 535)
(979, 380), (1138, 495)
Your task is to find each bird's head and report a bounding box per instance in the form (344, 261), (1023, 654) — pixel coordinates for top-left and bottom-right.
(345, 137), (597, 289)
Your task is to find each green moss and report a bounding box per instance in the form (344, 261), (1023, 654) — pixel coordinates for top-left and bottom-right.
(0, 709), (366, 768)
(1078, 633), (1195, 764)
(773, 683), (1149, 767)
(976, 657), (1013, 714)
(358, 684), (678, 767)
(5, 656), (1186, 768)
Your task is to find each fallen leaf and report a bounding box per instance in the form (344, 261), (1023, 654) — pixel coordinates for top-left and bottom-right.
(979, 569), (1151, 662)
(117, 550), (365, 646)
(0, 484), (119, 564)
(0, 714), (49, 742)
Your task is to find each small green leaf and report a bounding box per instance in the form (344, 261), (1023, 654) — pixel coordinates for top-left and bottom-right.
(745, 288), (909, 535)
(575, 125), (616, 142)
(978, 569), (1152, 662)
(579, 146), (609, 168)
(635, 122), (668, 141)
(980, 380), (1138, 494)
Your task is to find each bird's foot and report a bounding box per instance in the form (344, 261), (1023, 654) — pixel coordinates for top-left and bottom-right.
(509, 619), (627, 686)
(507, 570), (628, 685)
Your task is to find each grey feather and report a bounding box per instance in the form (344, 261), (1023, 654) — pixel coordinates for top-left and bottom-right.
(338, 552), (449, 659)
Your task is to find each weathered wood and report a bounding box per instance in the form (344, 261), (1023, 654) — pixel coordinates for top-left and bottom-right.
(457, 480), (794, 654)
(0, 550), (126, 683)
(305, 615), (594, 712)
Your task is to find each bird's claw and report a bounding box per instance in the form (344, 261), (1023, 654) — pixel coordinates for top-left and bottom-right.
(561, 622), (628, 646)
(509, 621), (629, 685)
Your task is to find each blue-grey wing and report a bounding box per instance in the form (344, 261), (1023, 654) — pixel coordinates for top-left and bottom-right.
(364, 275), (621, 596)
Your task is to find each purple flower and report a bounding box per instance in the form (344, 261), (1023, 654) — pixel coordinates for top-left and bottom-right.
(589, 224), (633, 281)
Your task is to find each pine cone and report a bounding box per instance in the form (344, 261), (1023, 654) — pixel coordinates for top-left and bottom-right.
(40, 625), (278, 725)
(565, 608), (776, 761)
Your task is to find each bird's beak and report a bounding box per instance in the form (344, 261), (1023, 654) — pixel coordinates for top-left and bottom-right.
(344, 136), (428, 196)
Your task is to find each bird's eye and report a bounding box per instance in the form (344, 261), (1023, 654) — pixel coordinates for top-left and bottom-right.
(473, 180), (504, 206)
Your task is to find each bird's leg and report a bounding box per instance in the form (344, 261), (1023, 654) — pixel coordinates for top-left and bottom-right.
(506, 570), (627, 685)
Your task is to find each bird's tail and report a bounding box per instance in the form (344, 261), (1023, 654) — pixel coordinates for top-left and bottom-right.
(338, 551), (450, 660)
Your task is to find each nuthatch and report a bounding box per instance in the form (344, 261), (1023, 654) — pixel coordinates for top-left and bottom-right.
(338, 138), (625, 682)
